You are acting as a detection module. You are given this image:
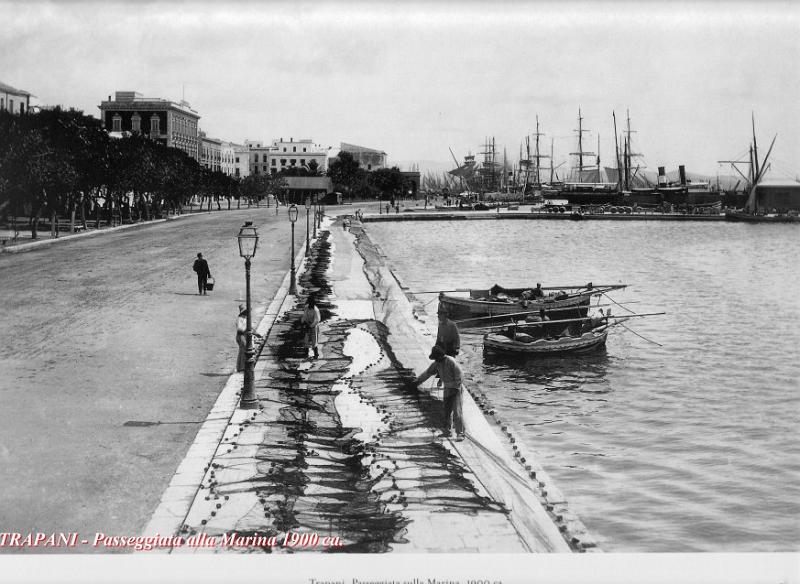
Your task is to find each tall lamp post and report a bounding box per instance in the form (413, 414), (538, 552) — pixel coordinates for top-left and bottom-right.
(305, 197), (311, 257)
(312, 194), (318, 239)
(288, 204), (299, 295)
(237, 221), (259, 410)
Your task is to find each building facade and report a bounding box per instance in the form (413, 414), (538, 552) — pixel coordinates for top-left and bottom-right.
(245, 140), (273, 176)
(199, 131), (222, 173)
(0, 80), (33, 114)
(221, 141), (249, 179)
(340, 142), (387, 171)
(98, 91), (201, 161)
(266, 138), (328, 175)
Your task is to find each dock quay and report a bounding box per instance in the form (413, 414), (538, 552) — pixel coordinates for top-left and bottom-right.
(363, 209), (726, 222)
(143, 213), (596, 554)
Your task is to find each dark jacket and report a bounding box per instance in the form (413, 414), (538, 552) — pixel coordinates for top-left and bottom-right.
(436, 318), (461, 356)
(193, 258), (210, 277)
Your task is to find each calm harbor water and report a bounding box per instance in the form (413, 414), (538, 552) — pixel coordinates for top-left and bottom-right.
(367, 219), (800, 552)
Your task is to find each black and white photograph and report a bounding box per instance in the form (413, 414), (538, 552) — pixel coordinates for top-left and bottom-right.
(1, 1), (798, 582)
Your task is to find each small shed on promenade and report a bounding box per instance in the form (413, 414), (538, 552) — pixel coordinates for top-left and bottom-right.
(283, 177), (333, 205)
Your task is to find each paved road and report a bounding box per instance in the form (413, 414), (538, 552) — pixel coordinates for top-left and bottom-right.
(0, 205), (311, 550)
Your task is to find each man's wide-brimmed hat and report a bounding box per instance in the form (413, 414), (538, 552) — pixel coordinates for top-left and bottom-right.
(428, 346), (445, 360)
(239, 304), (246, 313)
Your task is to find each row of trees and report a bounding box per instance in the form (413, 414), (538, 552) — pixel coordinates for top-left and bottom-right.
(0, 108), (253, 238)
(0, 107), (414, 239)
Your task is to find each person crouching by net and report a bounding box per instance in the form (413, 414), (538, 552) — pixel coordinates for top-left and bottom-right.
(412, 346), (465, 441)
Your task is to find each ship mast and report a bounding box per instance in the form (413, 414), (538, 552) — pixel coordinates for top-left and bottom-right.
(613, 110), (622, 192)
(531, 115), (550, 187)
(623, 110), (642, 190)
(571, 108), (595, 183)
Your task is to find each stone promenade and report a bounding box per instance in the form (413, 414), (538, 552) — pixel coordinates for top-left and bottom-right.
(143, 212), (596, 553)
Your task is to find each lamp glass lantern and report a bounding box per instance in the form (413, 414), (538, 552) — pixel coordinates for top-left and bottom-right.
(305, 198), (311, 210)
(237, 221), (259, 259)
(288, 204), (299, 223)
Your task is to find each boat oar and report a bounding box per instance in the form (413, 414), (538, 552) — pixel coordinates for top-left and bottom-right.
(412, 284), (627, 295)
(452, 301), (641, 325)
(474, 311), (665, 332)
(412, 288), (472, 294)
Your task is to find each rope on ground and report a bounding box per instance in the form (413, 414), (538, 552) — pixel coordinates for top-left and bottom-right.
(462, 432), (541, 497)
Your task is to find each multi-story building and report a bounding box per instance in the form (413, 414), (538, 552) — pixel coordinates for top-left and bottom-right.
(221, 142), (250, 179)
(199, 131), (222, 173)
(1, 80), (33, 114)
(98, 91), (201, 161)
(340, 142), (387, 171)
(245, 140), (273, 176)
(266, 138), (328, 175)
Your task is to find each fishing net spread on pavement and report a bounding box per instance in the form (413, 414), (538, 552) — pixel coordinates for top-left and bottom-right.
(178, 229), (511, 553)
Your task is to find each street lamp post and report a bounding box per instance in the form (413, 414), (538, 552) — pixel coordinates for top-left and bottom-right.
(305, 197), (311, 257)
(288, 204), (299, 295)
(237, 221), (260, 410)
(312, 195), (318, 239)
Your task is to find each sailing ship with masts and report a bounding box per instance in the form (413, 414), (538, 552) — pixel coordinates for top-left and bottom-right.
(518, 116), (558, 202)
(724, 116), (799, 222)
(560, 109), (621, 205)
(447, 137), (506, 202)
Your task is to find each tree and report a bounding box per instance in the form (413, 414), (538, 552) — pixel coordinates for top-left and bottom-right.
(326, 151), (360, 193)
(371, 167), (404, 198)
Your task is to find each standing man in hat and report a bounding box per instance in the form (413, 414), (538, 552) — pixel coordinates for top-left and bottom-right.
(435, 306), (460, 357)
(300, 297), (321, 359)
(235, 304), (248, 372)
(192, 253), (212, 295)
(412, 346), (465, 440)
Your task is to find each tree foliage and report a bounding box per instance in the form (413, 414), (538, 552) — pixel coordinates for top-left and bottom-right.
(0, 108), (243, 236)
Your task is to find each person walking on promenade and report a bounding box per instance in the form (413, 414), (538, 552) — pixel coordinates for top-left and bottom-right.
(435, 307), (460, 357)
(236, 304), (248, 372)
(300, 297), (321, 359)
(192, 253), (211, 295)
(412, 346), (465, 440)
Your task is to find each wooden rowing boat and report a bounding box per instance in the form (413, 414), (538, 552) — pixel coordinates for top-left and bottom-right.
(439, 283), (625, 323)
(483, 325), (609, 356)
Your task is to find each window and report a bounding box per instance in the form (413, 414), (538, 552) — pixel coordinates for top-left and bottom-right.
(280, 159), (287, 166)
(150, 114), (160, 134)
(131, 113), (141, 133)
(271, 159), (276, 166)
(112, 114), (122, 132)
(290, 159), (296, 166)
(293, 146), (296, 152)
(1, 98), (4, 111)
(236, 157), (240, 163)
(283, 147), (286, 152)
(19, 102), (24, 114)
(303, 148), (307, 152)
(9, 99), (14, 112)
(301, 159), (306, 166)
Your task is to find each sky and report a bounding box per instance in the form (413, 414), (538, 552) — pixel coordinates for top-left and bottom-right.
(2, 0), (798, 178)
